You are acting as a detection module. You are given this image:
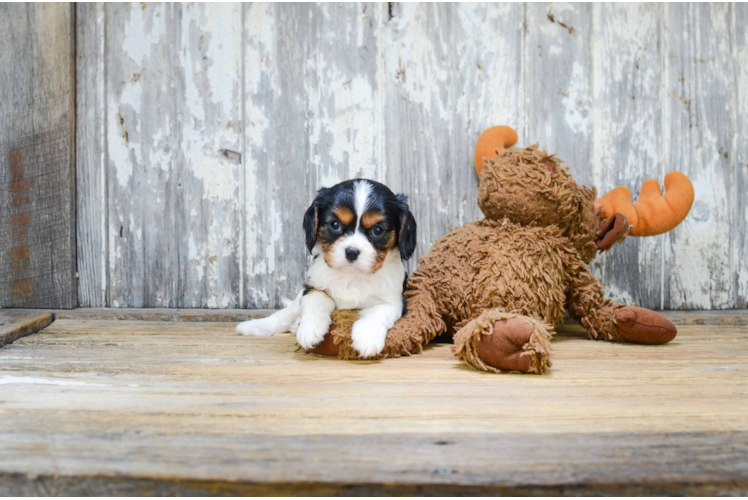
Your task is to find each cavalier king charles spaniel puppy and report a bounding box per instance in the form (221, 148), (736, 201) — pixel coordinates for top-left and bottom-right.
(236, 179), (416, 357)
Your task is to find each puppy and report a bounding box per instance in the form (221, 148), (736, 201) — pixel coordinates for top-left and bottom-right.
(236, 179), (417, 357)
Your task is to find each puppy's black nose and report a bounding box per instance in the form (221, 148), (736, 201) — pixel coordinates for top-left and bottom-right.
(345, 247), (360, 262)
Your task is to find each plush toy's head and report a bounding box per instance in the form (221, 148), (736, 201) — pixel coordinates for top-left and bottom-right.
(474, 126), (695, 264)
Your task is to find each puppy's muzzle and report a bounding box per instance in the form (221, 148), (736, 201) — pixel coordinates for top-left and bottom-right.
(345, 247), (360, 262)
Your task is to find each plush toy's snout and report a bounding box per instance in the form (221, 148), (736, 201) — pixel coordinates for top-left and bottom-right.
(596, 213), (629, 250)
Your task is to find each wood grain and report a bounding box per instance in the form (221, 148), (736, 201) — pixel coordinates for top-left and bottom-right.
(106, 3), (180, 307)
(0, 310), (53, 347)
(243, 3), (382, 307)
(43, 307), (747, 326)
(590, 3), (664, 308)
(0, 3), (76, 308)
(524, 3), (592, 183)
(54, 307), (274, 323)
(1, 317), (747, 494)
(175, 3), (243, 308)
(735, 3), (748, 309)
(76, 3), (107, 308)
(0, 468), (748, 499)
(73, 3), (746, 309)
(663, 4), (736, 309)
(384, 3), (524, 270)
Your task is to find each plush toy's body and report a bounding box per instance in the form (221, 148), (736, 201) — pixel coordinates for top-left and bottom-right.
(312, 127), (694, 373)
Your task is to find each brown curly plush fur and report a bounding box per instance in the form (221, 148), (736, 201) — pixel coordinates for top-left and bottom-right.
(317, 144), (676, 373)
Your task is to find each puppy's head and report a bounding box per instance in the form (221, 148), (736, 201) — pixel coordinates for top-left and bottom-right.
(303, 179), (416, 273)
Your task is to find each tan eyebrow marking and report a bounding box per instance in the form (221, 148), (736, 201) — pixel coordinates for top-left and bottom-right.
(332, 207), (354, 226)
(361, 211), (384, 229)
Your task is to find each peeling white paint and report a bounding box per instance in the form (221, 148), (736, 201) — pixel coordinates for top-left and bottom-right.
(123, 5), (166, 65)
(387, 4), (451, 123)
(190, 155), (238, 201)
(80, 3), (745, 310)
(563, 62), (589, 134)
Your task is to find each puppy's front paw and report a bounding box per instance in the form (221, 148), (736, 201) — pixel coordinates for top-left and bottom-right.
(351, 320), (387, 358)
(236, 318), (276, 337)
(296, 315), (331, 350)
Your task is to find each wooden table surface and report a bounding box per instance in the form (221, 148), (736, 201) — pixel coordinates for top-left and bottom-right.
(1, 313), (747, 495)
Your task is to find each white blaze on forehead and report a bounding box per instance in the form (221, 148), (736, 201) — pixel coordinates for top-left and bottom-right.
(353, 180), (372, 228)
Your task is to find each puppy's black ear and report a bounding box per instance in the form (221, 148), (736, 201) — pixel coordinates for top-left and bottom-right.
(303, 202), (319, 254)
(396, 194), (417, 261)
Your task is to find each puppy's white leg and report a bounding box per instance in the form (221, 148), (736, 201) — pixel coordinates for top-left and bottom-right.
(351, 302), (402, 358)
(235, 291), (302, 337)
(295, 291), (336, 349)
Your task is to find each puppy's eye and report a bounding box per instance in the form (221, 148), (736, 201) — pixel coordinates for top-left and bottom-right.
(330, 220), (342, 231)
(371, 225), (384, 237)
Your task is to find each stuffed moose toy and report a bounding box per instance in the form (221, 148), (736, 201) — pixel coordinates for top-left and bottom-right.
(311, 126), (695, 374)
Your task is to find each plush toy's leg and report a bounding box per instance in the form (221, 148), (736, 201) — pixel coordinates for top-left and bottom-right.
(453, 310), (553, 374)
(309, 309), (358, 358)
(310, 288), (447, 360)
(566, 264), (677, 344)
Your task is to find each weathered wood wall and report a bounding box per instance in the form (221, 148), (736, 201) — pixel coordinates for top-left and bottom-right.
(0, 3), (77, 308)
(75, 3), (747, 310)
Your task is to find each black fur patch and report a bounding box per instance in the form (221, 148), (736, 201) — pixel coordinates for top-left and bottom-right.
(302, 179), (418, 261)
(401, 271), (409, 316)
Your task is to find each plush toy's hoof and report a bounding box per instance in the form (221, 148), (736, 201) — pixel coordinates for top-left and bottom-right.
(308, 332), (339, 356)
(475, 318), (535, 372)
(615, 306), (677, 345)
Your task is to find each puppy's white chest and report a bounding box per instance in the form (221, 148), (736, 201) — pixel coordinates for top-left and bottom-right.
(325, 278), (379, 309)
(306, 252), (403, 310)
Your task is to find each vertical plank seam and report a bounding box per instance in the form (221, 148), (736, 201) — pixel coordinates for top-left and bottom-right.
(172, 2), (180, 307)
(103, 3), (111, 308)
(660, 3), (668, 310)
(520, 2), (528, 142)
(240, 3), (247, 308)
(730, 2), (739, 308)
(589, 2), (599, 278)
(652, 3), (663, 310)
(377, 2), (386, 184)
(72, 3), (79, 307)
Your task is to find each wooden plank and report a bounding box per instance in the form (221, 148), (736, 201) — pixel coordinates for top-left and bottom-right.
(383, 4), (523, 268)
(6, 319), (747, 435)
(106, 3), (179, 307)
(0, 310), (53, 347)
(50, 307), (748, 326)
(243, 3), (383, 307)
(1, 432), (747, 496)
(54, 308), (273, 323)
(663, 4), (736, 309)
(175, 3), (243, 308)
(735, 4), (748, 309)
(84, 3), (245, 309)
(0, 3), (76, 308)
(524, 3), (592, 183)
(0, 472), (748, 498)
(75, 4), (746, 309)
(1, 318), (747, 494)
(590, 4), (664, 309)
(76, 3), (107, 307)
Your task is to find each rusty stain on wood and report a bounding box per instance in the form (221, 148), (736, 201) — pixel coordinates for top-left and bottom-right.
(1, 4), (76, 308)
(7, 150), (32, 303)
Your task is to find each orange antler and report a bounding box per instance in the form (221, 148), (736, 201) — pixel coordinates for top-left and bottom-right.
(474, 126), (518, 175)
(595, 172), (695, 237)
